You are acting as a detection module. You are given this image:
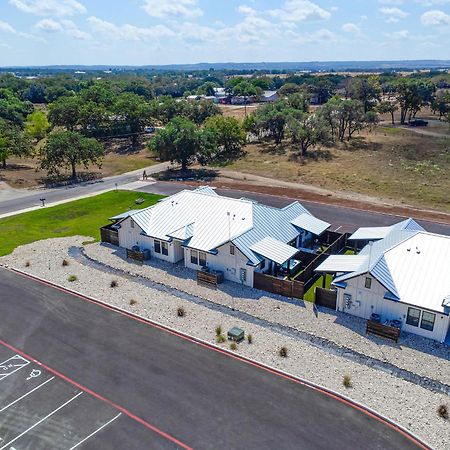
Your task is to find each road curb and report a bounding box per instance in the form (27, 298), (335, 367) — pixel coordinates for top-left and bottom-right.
(5, 266), (432, 450)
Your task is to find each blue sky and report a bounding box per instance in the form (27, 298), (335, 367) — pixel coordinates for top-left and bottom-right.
(0, 0), (449, 66)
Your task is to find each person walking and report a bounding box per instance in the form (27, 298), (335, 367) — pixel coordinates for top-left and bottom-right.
(142, 170), (147, 181)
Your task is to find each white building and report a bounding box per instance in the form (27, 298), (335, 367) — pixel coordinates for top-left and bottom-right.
(112, 187), (330, 288)
(316, 220), (450, 343)
(260, 91), (279, 102)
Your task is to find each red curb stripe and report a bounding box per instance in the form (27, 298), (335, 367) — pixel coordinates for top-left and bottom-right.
(8, 268), (430, 450)
(0, 337), (193, 450)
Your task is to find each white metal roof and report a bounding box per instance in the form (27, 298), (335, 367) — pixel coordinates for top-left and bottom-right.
(315, 255), (369, 273)
(250, 237), (298, 265)
(291, 213), (330, 236)
(348, 218), (424, 241)
(109, 210), (141, 221)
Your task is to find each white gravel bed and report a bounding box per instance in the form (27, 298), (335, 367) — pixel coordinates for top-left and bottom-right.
(1, 237), (449, 449)
(83, 242), (450, 386)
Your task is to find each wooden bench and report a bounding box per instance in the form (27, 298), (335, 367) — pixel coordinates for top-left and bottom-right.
(366, 320), (401, 342)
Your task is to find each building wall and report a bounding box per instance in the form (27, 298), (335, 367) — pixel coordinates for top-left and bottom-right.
(336, 274), (450, 342)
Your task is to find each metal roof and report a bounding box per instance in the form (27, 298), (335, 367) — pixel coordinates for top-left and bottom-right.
(250, 237), (298, 265)
(291, 213), (330, 236)
(348, 218), (424, 241)
(315, 255), (369, 273)
(109, 209), (141, 221)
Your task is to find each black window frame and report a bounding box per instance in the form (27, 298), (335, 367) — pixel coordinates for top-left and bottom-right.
(161, 241), (169, 256)
(154, 239), (161, 254)
(406, 307), (421, 327)
(130, 219), (135, 229)
(364, 277), (372, 289)
(420, 311), (436, 332)
(199, 252), (207, 267)
(230, 245), (235, 255)
(190, 250), (198, 265)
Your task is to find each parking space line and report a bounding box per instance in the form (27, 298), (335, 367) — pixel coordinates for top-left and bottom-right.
(0, 392), (83, 450)
(0, 376), (55, 413)
(68, 413), (122, 449)
(0, 355), (30, 382)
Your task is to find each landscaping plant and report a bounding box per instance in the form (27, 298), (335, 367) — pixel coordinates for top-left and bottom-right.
(343, 374), (352, 388)
(437, 403), (448, 419)
(67, 275), (77, 282)
(177, 307), (186, 317)
(279, 346), (288, 358)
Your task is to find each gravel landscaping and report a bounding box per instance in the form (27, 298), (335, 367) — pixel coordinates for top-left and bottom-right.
(1, 236), (449, 449)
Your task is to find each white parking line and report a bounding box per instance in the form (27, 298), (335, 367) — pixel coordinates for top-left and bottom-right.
(68, 413), (122, 449)
(0, 355), (30, 382)
(0, 377), (55, 414)
(334, 226), (342, 232)
(0, 392), (83, 450)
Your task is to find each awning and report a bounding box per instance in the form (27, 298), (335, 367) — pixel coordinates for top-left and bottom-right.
(250, 237), (298, 265)
(384, 291), (400, 301)
(315, 255), (368, 273)
(291, 213), (330, 236)
(333, 281), (347, 289)
(348, 227), (391, 241)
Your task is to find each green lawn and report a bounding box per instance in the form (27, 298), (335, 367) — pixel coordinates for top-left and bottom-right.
(303, 274), (333, 302)
(0, 190), (164, 256)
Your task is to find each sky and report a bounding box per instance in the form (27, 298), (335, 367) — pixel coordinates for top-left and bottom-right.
(0, 0), (449, 66)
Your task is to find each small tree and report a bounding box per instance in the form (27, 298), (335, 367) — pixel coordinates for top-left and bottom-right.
(0, 119), (32, 169)
(377, 100), (399, 125)
(48, 95), (82, 131)
(40, 130), (104, 179)
(25, 110), (50, 140)
(287, 113), (329, 157)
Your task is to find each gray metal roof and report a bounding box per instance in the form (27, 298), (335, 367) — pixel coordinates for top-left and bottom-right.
(109, 209), (141, 221)
(348, 218), (424, 241)
(291, 213), (330, 236)
(315, 255), (369, 273)
(250, 237), (298, 265)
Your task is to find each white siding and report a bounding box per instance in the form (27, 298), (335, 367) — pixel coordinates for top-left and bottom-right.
(337, 274), (450, 342)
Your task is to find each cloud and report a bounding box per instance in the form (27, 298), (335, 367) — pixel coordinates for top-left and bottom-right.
(87, 16), (174, 41)
(421, 9), (450, 25)
(379, 7), (409, 22)
(9, 0), (86, 16)
(294, 28), (338, 44)
(142, 0), (202, 19)
(384, 29), (410, 39)
(379, 0), (404, 5)
(237, 5), (256, 16)
(342, 22), (362, 35)
(269, 0), (331, 22)
(36, 18), (62, 31)
(0, 20), (16, 33)
(416, 0), (450, 5)
(61, 19), (90, 39)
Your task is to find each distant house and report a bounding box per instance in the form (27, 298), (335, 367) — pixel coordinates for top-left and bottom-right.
(316, 219), (450, 343)
(260, 91), (279, 103)
(113, 187), (330, 288)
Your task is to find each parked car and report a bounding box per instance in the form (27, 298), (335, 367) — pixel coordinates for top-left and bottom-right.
(409, 119), (428, 127)
(144, 126), (155, 134)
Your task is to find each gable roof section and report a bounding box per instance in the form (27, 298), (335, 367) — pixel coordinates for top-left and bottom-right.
(315, 255), (369, 273)
(291, 213), (330, 236)
(250, 237), (298, 265)
(348, 218), (424, 241)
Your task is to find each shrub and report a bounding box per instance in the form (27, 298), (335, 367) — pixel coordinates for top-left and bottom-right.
(215, 325), (222, 336)
(216, 334), (226, 344)
(177, 307), (186, 317)
(67, 275), (77, 282)
(230, 342), (237, 351)
(437, 403), (448, 419)
(247, 334), (253, 344)
(62, 259), (69, 266)
(129, 299), (137, 306)
(343, 374), (352, 388)
(110, 280), (118, 288)
(25, 261), (30, 267)
(279, 346), (288, 358)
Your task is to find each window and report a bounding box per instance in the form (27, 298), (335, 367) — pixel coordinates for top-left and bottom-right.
(199, 252), (207, 267)
(364, 277), (372, 289)
(240, 268), (247, 282)
(190, 250), (198, 265)
(260, 259), (265, 270)
(406, 307), (421, 327)
(420, 311), (436, 332)
(230, 245), (235, 255)
(130, 219), (135, 229)
(161, 241), (169, 256)
(154, 240), (161, 254)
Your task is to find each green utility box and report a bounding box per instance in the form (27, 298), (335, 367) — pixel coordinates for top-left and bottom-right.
(227, 327), (244, 343)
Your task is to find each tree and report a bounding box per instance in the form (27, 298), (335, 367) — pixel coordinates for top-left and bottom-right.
(0, 89), (33, 126)
(348, 77), (381, 113)
(200, 115), (246, 163)
(40, 131), (104, 179)
(287, 113), (329, 157)
(431, 91), (450, 120)
(48, 95), (82, 130)
(148, 117), (201, 171)
(0, 120), (32, 169)
(377, 100), (399, 125)
(25, 110), (50, 140)
(278, 83), (302, 96)
(196, 81), (220, 96)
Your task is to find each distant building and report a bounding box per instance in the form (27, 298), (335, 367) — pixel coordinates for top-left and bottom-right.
(260, 91), (279, 102)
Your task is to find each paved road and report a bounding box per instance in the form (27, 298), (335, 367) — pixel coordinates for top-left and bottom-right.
(0, 163), (167, 216)
(0, 268), (424, 450)
(137, 181), (450, 236)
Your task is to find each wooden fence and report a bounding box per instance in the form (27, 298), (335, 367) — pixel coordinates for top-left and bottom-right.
(100, 226), (119, 246)
(366, 320), (401, 342)
(254, 272), (304, 299)
(197, 270), (218, 289)
(126, 248), (145, 263)
(314, 287), (337, 310)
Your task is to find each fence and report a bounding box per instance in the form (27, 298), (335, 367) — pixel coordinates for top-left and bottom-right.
(366, 320), (401, 342)
(197, 270), (218, 289)
(254, 272), (304, 299)
(126, 248), (145, 263)
(314, 287), (337, 309)
(100, 226), (119, 246)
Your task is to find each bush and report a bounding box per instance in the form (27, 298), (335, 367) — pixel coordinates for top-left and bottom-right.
(62, 259), (69, 266)
(437, 403), (448, 419)
(279, 346), (288, 358)
(177, 307), (186, 317)
(110, 280), (118, 288)
(230, 342), (237, 351)
(247, 334), (253, 344)
(25, 261), (30, 267)
(215, 325), (222, 336)
(216, 334), (226, 343)
(129, 299), (137, 306)
(343, 374), (352, 388)
(67, 275), (77, 282)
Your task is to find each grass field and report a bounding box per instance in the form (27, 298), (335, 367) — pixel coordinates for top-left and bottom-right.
(0, 190), (163, 256)
(303, 274), (333, 302)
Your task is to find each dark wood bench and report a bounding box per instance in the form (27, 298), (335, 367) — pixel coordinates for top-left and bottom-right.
(366, 320), (401, 342)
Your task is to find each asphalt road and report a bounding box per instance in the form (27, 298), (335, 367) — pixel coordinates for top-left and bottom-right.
(0, 268), (424, 450)
(137, 181), (450, 236)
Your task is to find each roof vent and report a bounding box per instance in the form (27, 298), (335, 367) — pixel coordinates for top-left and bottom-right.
(416, 246), (420, 254)
(406, 247), (411, 252)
